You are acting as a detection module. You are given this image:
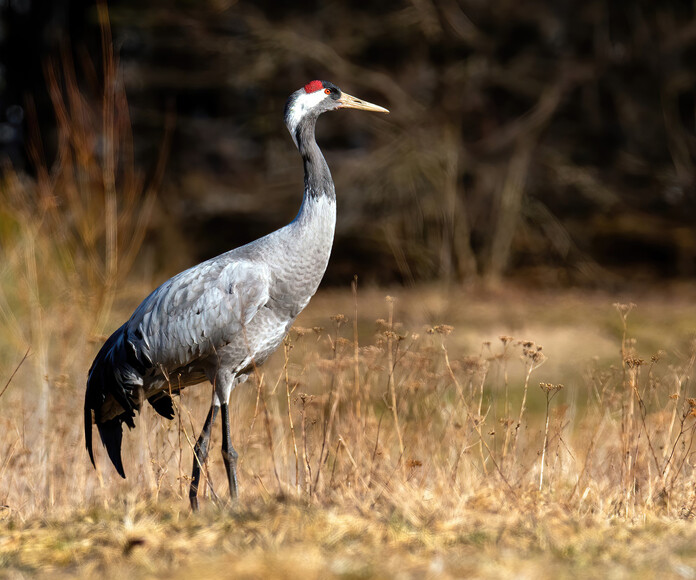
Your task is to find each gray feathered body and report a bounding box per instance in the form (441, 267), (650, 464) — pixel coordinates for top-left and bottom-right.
(84, 80), (386, 490)
(85, 99), (337, 475)
(90, 194), (334, 406)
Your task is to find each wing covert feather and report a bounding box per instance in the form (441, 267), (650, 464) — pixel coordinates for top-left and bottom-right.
(126, 259), (272, 369)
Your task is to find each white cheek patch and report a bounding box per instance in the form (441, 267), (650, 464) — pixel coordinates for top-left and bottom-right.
(286, 90), (328, 144)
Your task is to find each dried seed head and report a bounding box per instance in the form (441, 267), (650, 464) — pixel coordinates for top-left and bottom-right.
(384, 330), (405, 341)
(292, 327), (311, 338)
(499, 336), (513, 345)
(298, 393), (315, 405)
(432, 324), (454, 336)
(521, 341), (546, 366)
(624, 357), (644, 369)
(651, 350), (666, 363)
(540, 382), (564, 394)
(614, 302), (637, 317)
(330, 314), (346, 324)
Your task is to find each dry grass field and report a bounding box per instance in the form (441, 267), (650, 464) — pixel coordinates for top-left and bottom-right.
(3, 265), (696, 578)
(3, 15), (696, 578)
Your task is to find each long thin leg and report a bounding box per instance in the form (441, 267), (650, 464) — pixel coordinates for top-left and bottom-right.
(189, 404), (219, 511)
(220, 402), (239, 500)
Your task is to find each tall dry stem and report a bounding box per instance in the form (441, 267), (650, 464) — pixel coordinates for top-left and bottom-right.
(352, 276), (361, 419)
(283, 339), (300, 494)
(512, 341), (546, 455)
(615, 303), (639, 515)
(300, 394), (313, 495)
(313, 315), (345, 493)
(539, 383), (563, 491)
(385, 296), (405, 476)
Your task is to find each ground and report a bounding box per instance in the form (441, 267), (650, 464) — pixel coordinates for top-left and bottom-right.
(2, 284), (696, 578)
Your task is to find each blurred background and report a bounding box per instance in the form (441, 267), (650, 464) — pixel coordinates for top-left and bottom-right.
(1, 0), (695, 288)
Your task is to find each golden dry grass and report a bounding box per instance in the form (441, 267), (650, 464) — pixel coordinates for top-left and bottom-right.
(4, 495), (696, 579)
(3, 279), (696, 578)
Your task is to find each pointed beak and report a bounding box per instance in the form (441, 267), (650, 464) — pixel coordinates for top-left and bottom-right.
(337, 93), (389, 114)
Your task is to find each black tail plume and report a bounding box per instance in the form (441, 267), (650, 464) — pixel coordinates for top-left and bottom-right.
(85, 405), (95, 468)
(85, 323), (140, 479)
(97, 418), (126, 478)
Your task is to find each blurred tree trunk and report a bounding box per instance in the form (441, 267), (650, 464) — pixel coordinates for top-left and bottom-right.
(441, 125), (477, 283)
(483, 82), (564, 283)
(485, 138), (535, 284)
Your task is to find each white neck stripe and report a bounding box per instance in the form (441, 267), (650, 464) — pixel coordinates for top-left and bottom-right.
(286, 91), (327, 146)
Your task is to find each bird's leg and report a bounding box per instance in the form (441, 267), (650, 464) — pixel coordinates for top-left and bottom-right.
(220, 402), (239, 500)
(189, 404), (219, 511)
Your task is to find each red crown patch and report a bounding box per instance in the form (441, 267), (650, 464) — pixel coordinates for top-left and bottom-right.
(304, 80), (323, 93)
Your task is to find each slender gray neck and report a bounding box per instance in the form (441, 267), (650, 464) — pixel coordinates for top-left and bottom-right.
(272, 102), (336, 304)
(295, 114), (336, 202)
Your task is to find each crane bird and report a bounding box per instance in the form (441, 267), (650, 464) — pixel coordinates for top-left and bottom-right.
(85, 80), (389, 509)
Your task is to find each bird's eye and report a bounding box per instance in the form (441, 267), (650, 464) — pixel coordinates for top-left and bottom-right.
(324, 88), (331, 95)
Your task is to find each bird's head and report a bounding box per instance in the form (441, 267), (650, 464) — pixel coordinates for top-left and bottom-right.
(284, 80), (389, 147)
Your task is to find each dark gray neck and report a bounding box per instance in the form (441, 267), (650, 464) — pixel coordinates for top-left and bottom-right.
(295, 115), (336, 202)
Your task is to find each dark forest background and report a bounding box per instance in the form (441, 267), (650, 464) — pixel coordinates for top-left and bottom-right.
(1, 0), (695, 288)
